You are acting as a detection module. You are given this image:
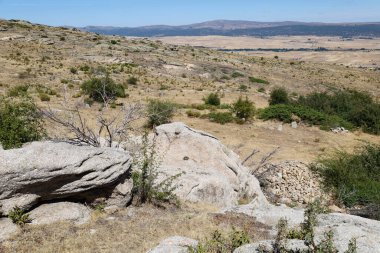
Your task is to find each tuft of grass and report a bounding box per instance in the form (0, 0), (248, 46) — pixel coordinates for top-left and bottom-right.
(208, 112), (234, 125)
(8, 206), (32, 226)
(249, 76), (269, 84)
(7, 85), (29, 97)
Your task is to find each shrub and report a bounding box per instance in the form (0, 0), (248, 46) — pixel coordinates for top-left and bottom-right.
(186, 110), (201, 118)
(39, 93), (50, 101)
(231, 71), (245, 78)
(7, 85), (29, 97)
(0, 99), (45, 149)
(70, 67), (77, 74)
(208, 112), (234, 125)
(231, 96), (255, 121)
(258, 87), (266, 93)
(127, 76), (138, 85)
(204, 93), (221, 106)
(132, 132), (180, 206)
(239, 84), (248, 92)
(146, 100), (176, 128)
(189, 229), (250, 253)
(8, 206), (32, 226)
(79, 65), (90, 72)
(312, 144), (380, 220)
(259, 104), (353, 130)
(269, 88), (289, 105)
(298, 90), (380, 135)
(249, 76), (269, 84)
(81, 76), (126, 103)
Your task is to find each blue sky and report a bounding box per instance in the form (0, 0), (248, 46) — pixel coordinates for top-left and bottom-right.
(0, 0), (379, 27)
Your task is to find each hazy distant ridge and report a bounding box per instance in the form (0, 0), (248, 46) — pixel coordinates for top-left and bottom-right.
(82, 20), (380, 37)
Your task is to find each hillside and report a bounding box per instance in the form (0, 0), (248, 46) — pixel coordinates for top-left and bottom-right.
(1, 19), (380, 162)
(82, 20), (380, 37)
(1, 19), (380, 253)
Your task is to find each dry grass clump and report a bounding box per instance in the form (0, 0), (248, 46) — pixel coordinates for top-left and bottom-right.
(2, 203), (271, 253)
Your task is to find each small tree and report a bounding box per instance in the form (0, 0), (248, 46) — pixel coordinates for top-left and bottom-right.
(132, 132), (180, 206)
(269, 88), (289, 105)
(0, 98), (45, 149)
(81, 75), (126, 103)
(231, 96), (255, 121)
(204, 93), (221, 106)
(146, 100), (176, 128)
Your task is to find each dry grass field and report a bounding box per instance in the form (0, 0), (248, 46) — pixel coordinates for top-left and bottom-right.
(158, 36), (380, 68)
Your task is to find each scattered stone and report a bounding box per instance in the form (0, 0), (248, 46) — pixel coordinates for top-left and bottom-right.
(29, 202), (91, 225)
(291, 121), (298, 129)
(331, 127), (349, 134)
(257, 161), (328, 206)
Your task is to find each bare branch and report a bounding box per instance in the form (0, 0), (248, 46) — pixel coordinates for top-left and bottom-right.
(242, 149), (260, 165)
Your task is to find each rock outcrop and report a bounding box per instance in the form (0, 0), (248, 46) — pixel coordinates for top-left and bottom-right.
(0, 218), (20, 242)
(147, 236), (198, 253)
(154, 122), (267, 208)
(29, 202), (91, 225)
(0, 142), (132, 214)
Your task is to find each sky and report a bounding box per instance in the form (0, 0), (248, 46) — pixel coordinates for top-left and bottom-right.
(0, 0), (379, 27)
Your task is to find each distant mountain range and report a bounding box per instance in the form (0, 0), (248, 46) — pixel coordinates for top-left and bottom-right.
(81, 20), (380, 37)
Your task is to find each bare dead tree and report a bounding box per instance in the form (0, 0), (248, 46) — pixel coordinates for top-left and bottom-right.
(41, 72), (144, 147)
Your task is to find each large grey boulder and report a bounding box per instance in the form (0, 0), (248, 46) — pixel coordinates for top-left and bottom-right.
(29, 202), (91, 225)
(147, 236), (198, 253)
(154, 123), (267, 208)
(0, 218), (20, 242)
(0, 142), (132, 214)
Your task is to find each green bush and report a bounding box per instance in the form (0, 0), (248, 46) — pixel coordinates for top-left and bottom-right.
(81, 76), (126, 103)
(312, 144), (380, 220)
(0, 99), (45, 149)
(259, 104), (353, 130)
(298, 90), (380, 135)
(7, 85), (29, 97)
(204, 93), (221, 106)
(208, 112), (234, 125)
(231, 96), (255, 121)
(146, 100), (176, 128)
(189, 229), (250, 253)
(132, 133), (180, 206)
(249, 76), (269, 84)
(269, 88), (289, 105)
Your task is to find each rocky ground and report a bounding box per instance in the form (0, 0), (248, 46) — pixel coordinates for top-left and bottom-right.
(1, 123), (380, 253)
